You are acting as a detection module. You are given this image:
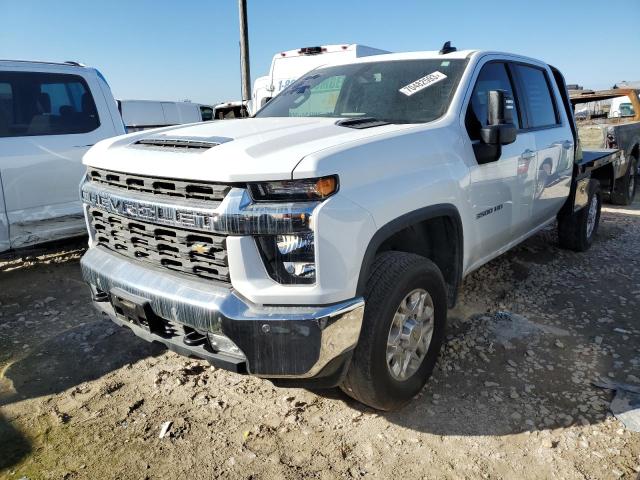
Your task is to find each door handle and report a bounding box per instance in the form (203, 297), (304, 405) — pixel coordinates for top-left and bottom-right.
(521, 149), (536, 160)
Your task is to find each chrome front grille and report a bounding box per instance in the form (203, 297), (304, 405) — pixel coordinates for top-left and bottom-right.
(88, 168), (232, 205)
(89, 208), (230, 284)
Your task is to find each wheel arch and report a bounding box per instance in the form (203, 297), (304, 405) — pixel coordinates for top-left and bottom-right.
(540, 157), (553, 169)
(591, 161), (615, 195)
(356, 204), (463, 308)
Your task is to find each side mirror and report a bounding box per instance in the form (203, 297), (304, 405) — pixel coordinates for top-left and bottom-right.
(480, 90), (517, 146)
(474, 90), (517, 164)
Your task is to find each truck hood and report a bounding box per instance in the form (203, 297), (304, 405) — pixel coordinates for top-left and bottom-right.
(84, 117), (413, 182)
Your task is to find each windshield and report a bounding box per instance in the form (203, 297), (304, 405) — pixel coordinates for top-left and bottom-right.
(255, 59), (468, 124)
(618, 103), (634, 117)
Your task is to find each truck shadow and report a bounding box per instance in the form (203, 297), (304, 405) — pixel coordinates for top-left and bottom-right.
(0, 319), (164, 407)
(0, 412), (31, 472)
(0, 320), (163, 470)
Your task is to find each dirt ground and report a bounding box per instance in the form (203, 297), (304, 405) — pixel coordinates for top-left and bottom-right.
(1, 201), (639, 480)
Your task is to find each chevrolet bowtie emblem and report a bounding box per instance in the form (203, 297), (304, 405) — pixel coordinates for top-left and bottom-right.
(191, 244), (209, 254)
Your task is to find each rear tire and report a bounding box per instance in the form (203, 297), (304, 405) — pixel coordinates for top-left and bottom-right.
(340, 252), (447, 411)
(610, 155), (637, 206)
(558, 180), (601, 252)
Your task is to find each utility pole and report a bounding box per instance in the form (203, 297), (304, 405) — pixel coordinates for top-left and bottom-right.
(238, 0), (251, 105)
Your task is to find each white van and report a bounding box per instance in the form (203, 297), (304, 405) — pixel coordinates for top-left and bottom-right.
(0, 60), (124, 253)
(250, 44), (389, 113)
(118, 100), (213, 132)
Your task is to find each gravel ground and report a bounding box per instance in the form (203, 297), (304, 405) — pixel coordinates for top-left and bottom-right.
(0, 202), (639, 480)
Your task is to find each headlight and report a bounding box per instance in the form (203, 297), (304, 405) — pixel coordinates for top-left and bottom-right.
(248, 176), (336, 284)
(248, 176), (338, 202)
(256, 232), (315, 284)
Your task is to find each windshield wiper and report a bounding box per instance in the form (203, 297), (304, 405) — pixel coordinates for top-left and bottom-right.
(335, 117), (392, 129)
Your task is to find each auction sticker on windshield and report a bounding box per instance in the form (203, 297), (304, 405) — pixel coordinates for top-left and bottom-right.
(399, 71), (447, 96)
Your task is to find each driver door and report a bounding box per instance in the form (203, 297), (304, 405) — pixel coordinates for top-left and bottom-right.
(465, 61), (538, 267)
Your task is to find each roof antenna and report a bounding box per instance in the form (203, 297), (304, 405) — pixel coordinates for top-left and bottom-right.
(439, 41), (456, 55)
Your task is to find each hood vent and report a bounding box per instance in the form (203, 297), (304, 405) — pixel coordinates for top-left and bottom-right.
(335, 117), (391, 129)
(133, 138), (221, 151)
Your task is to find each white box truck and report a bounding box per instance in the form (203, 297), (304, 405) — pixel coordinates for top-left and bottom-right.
(249, 44), (389, 114)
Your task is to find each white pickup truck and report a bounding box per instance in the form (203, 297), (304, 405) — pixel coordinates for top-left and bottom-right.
(0, 60), (124, 253)
(118, 100), (213, 133)
(79, 45), (633, 410)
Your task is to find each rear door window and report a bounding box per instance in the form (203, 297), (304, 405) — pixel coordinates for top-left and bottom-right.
(512, 64), (559, 129)
(200, 106), (213, 121)
(0, 71), (100, 137)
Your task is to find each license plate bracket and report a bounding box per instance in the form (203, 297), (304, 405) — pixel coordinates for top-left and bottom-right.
(110, 288), (157, 332)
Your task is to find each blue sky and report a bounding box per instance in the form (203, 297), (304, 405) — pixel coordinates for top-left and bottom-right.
(2, 0), (639, 105)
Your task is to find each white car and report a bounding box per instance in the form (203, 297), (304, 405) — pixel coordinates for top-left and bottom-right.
(79, 46), (629, 410)
(250, 44), (389, 113)
(0, 60), (124, 252)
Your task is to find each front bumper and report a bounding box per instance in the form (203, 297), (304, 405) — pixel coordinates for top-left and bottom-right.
(80, 247), (364, 380)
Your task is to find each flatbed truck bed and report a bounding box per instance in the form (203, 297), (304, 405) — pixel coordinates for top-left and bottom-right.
(580, 148), (620, 167)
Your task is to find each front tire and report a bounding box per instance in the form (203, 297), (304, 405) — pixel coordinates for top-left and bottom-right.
(558, 180), (601, 252)
(340, 252), (447, 410)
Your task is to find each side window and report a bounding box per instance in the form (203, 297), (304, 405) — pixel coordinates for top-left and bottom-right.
(0, 71), (100, 138)
(513, 65), (558, 128)
(200, 106), (213, 121)
(619, 103), (634, 117)
(466, 62), (519, 141)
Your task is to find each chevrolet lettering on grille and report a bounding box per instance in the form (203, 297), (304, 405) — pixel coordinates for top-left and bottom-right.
(81, 183), (218, 232)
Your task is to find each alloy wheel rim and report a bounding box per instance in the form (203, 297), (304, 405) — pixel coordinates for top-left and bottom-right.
(586, 195), (598, 239)
(386, 288), (435, 381)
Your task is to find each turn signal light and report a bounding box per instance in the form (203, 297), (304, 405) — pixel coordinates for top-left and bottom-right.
(248, 175), (339, 202)
(315, 176), (337, 197)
